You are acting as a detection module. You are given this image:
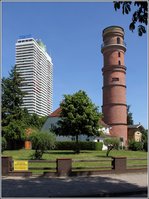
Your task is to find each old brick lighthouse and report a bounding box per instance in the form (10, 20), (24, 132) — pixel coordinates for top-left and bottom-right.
(101, 26), (127, 145)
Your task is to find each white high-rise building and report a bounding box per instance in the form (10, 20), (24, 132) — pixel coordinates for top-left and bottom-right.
(15, 37), (53, 116)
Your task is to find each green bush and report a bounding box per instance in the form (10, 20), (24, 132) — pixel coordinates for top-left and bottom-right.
(55, 141), (76, 150)
(55, 141), (103, 151)
(104, 137), (120, 156)
(29, 131), (56, 159)
(95, 142), (103, 151)
(78, 141), (94, 150)
(143, 141), (148, 152)
(128, 139), (143, 151)
(119, 145), (126, 150)
(2, 137), (7, 152)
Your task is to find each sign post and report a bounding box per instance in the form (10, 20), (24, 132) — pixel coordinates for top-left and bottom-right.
(14, 160), (28, 171)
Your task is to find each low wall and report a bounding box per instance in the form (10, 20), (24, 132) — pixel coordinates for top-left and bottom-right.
(2, 156), (147, 177)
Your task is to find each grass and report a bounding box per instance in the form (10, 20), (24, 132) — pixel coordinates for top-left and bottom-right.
(3, 149), (147, 174)
(3, 149), (147, 159)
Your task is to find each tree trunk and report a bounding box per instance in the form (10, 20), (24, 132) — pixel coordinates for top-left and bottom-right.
(106, 150), (109, 157)
(106, 146), (113, 157)
(76, 134), (78, 143)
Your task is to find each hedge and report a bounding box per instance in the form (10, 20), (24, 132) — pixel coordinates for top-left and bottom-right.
(55, 141), (103, 151)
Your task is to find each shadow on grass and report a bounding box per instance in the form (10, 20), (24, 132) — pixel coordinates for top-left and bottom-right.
(45, 151), (75, 155)
(45, 150), (94, 155)
(95, 155), (112, 159)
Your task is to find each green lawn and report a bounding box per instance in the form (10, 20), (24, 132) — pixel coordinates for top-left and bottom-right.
(3, 149), (147, 160)
(3, 149), (147, 174)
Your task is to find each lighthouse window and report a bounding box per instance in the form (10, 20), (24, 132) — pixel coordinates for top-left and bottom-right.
(118, 52), (121, 57)
(117, 37), (120, 44)
(118, 60), (121, 65)
(112, 77), (119, 82)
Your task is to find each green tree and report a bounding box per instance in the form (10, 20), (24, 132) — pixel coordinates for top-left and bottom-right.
(2, 66), (26, 124)
(141, 128), (148, 151)
(114, 1), (148, 36)
(2, 137), (7, 153)
(2, 66), (27, 149)
(20, 108), (47, 131)
(29, 131), (56, 159)
(56, 90), (102, 153)
(104, 137), (120, 157)
(2, 66), (48, 149)
(127, 105), (134, 125)
(26, 113), (48, 130)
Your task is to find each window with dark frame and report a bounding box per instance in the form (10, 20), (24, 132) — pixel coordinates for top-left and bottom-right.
(118, 52), (121, 57)
(117, 37), (120, 44)
(112, 77), (119, 82)
(118, 60), (121, 65)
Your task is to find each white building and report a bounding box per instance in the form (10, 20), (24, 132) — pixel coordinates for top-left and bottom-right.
(15, 37), (53, 116)
(41, 107), (112, 150)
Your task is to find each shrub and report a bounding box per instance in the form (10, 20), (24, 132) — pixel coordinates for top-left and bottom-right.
(29, 131), (56, 159)
(95, 142), (103, 151)
(55, 141), (103, 151)
(78, 142), (94, 150)
(55, 141), (76, 150)
(119, 145), (126, 150)
(104, 137), (120, 156)
(143, 141), (148, 152)
(2, 137), (7, 152)
(128, 139), (143, 151)
(142, 130), (148, 151)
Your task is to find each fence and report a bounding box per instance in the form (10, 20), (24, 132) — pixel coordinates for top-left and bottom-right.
(127, 158), (147, 169)
(2, 156), (147, 177)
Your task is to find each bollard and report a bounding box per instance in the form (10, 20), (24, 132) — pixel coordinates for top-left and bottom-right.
(25, 141), (32, 149)
(56, 158), (72, 176)
(2, 156), (13, 175)
(112, 157), (127, 173)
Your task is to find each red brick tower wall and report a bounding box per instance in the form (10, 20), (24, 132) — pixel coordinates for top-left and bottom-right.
(101, 26), (127, 145)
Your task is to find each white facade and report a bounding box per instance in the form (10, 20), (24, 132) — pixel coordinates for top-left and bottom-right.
(93, 127), (110, 150)
(15, 37), (53, 116)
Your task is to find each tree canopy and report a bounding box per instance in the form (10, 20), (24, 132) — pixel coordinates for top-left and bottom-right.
(2, 66), (48, 149)
(127, 105), (134, 125)
(55, 90), (102, 152)
(104, 137), (120, 156)
(29, 131), (56, 159)
(114, 1), (148, 36)
(2, 66), (26, 125)
(2, 66), (27, 148)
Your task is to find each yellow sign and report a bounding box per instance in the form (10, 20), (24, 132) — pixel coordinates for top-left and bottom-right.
(14, 160), (28, 171)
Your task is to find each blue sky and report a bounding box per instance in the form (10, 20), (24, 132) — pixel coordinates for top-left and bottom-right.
(2, 2), (147, 128)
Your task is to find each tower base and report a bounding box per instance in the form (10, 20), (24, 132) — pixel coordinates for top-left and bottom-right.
(110, 124), (128, 146)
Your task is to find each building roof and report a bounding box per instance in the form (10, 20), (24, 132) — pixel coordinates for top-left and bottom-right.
(49, 107), (62, 117)
(49, 107), (110, 129)
(128, 124), (143, 129)
(103, 25), (124, 33)
(98, 118), (109, 128)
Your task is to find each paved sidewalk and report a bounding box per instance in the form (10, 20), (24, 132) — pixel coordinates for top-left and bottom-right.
(2, 172), (148, 198)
